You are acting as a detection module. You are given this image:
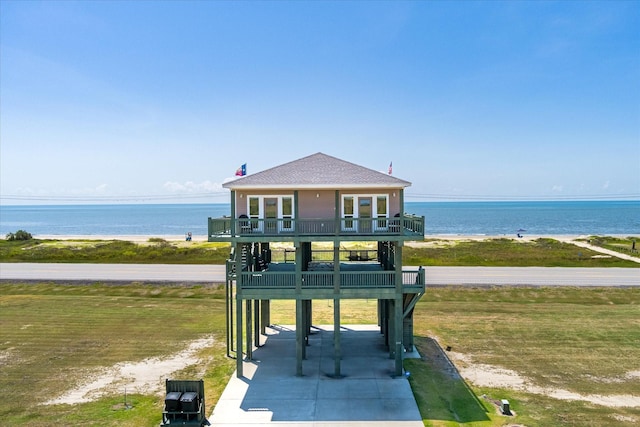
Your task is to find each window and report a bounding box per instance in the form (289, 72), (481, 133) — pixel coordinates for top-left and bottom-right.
(245, 195), (295, 233)
(343, 196), (354, 229)
(377, 196), (388, 229)
(341, 194), (389, 232)
(249, 197), (260, 230)
(264, 198), (278, 233)
(282, 197), (293, 229)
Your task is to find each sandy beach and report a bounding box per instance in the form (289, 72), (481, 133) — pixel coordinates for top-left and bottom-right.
(32, 234), (210, 243)
(30, 233), (606, 243)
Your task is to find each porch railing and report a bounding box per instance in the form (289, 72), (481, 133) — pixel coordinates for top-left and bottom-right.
(208, 215), (424, 239)
(238, 269), (424, 290)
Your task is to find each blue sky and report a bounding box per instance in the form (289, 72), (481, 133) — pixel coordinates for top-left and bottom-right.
(1, 0), (638, 204)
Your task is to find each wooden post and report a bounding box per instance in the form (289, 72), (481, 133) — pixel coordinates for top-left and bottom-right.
(295, 244), (303, 376)
(225, 273), (231, 358)
(333, 298), (341, 377)
(296, 298), (304, 376)
(394, 242), (404, 376)
(236, 297), (243, 378)
(246, 296), (252, 360)
(301, 300), (307, 360)
(235, 242), (243, 378)
(254, 300), (261, 347)
(333, 243), (341, 377)
(260, 299), (269, 334)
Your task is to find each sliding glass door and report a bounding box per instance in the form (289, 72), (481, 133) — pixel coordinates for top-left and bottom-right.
(341, 194), (388, 232)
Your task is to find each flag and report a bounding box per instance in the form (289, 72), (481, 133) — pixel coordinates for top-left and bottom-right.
(388, 162), (392, 175)
(235, 164), (247, 176)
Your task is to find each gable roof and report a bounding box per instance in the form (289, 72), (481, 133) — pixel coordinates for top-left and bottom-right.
(223, 153), (411, 190)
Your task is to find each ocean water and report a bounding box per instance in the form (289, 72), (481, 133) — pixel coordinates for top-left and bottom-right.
(0, 201), (638, 238)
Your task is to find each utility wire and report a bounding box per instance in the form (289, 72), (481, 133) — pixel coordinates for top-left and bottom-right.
(405, 193), (640, 201)
(1, 192), (638, 203)
(0, 192), (229, 203)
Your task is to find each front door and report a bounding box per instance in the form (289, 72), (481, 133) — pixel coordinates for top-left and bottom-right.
(264, 198), (278, 234)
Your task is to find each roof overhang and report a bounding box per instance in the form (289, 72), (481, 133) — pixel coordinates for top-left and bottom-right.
(223, 182), (410, 190)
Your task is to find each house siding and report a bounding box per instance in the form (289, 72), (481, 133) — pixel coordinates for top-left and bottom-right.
(233, 188), (401, 219)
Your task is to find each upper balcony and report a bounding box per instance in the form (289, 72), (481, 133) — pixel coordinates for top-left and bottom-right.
(208, 214), (425, 242)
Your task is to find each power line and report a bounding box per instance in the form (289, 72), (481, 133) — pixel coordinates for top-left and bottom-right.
(405, 193), (640, 201)
(0, 192), (230, 203)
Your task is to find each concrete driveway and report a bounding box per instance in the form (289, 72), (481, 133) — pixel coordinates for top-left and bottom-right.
(209, 325), (424, 427)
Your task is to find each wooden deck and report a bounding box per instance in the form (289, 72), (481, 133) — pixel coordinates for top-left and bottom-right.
(208, 215), (425, 241)
(232, 262), (425, 299)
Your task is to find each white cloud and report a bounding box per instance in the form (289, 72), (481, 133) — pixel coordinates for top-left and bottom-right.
(602, 180), (610, 189)
(551, 185), (563, 192)
(223, 176), (245, 184)
(163, 180), (222, 193)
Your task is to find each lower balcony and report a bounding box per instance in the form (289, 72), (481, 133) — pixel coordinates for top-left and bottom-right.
(230, 262), (425, 299)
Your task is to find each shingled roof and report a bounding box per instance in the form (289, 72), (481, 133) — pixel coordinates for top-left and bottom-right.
(223, 153), (411, 190)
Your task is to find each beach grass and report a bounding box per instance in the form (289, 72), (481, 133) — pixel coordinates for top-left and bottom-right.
(581, 235), (639, 256)
(0, 238), (231, 264)
(1, 236), (638, 267)
(404, 237), (639, 267)
(3, 283), (637, 426)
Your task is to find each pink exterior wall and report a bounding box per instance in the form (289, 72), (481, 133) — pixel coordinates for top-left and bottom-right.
(298, 190), (334, 218)
(232, 188), (403, 218)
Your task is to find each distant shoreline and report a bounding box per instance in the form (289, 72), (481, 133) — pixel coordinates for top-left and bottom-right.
(25, 233), (637, 243)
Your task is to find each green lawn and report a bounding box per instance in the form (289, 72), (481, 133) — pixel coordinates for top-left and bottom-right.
(408, 287), (640, 426)
(1, 284), (638, 426)
(0, 283), (234, 427)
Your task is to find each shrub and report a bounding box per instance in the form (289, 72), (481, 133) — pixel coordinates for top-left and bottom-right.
(6, 230), (33, 241)
(148, 237), (167, 243)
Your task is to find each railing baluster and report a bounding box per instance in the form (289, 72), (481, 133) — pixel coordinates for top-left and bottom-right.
(239, 269), (423, 291)
(208, 215), (425, 238)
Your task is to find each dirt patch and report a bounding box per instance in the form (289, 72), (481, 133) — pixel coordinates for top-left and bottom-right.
(583, 370), (640, 384)
(612, 414), (638, 423)
(439, 342), (640, 408)
(44, 336), (214, 405)
(0, 348), (15, 365)
(626, 370), (640, 380)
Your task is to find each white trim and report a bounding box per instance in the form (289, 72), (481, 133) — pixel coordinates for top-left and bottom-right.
(341, 194), (389, 232)
(246, 195), (295, 232)
(227, 183), (408, 190)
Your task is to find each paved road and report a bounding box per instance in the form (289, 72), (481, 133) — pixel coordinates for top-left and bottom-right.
(0, 263), (225, 282)
(425, 266), (638, 287)
(1, 263), (637, 286)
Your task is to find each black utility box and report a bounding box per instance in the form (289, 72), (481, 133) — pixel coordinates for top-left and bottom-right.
(165, 391), (183, 412)
(180, 392), (199, 412)
(161, 379), (206, 427)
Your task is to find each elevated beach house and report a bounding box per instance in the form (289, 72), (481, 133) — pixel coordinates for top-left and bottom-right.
(208, 153), (425, 378)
